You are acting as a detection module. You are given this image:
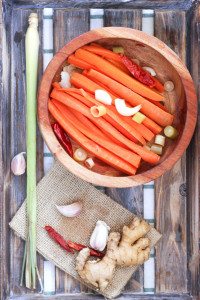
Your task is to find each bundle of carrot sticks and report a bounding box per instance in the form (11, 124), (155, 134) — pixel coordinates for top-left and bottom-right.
(49, 43), (174, 175)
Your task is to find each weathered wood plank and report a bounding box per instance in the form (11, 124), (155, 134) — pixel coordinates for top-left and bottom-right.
(104, 8), (143, 294)
(154, 11), (187, 293)
(13, 0), (194, 10)
(9, 8), (44, 296)
(53, 8), (90, 294)
(186, 3), (200, 298)
(5, 292), (193, 300)
(0, 0), (12, 299)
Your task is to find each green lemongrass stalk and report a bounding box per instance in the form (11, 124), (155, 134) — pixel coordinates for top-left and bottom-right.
(23, 12), (39, 289)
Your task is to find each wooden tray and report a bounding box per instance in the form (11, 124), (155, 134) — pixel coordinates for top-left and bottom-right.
(0, 0), (199, 299)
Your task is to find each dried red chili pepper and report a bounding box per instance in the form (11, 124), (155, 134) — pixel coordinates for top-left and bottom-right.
(52, 123), (73, 157)
(67, 240), (104, 258)
(45, 226), (104, 258)
(45, 225), (74, 253)
(121, 55), (156, 88)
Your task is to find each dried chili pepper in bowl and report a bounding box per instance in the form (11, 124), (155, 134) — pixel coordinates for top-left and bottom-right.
(52, 122), (73, 157)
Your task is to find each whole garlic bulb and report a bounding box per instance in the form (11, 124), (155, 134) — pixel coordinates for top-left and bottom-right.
(90, 220), (110, 252)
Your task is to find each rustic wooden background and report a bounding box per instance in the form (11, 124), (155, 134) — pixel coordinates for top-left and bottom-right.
(0, 0), (199, 299)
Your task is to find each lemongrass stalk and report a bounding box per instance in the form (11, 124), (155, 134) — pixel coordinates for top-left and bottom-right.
(24, 13), (39, 290)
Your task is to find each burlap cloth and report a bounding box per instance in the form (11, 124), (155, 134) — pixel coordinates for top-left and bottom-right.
(10, 160), (161, 299)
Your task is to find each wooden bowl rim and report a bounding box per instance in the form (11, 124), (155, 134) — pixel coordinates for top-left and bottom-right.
(38, 27), (197, 188)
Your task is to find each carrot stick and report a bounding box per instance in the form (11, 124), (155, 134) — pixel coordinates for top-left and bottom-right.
(82, 70), (119, 98)
(75, 49), (164, 101)
(81, 45), (122, 62)
(85, 69), (173, 127)
(48, 101), (137, 175)
(146, 97), (168, 112)
(121, 116), (155, 141)
(80, 89), (146, 145)
(70, 72), (104, 95)
(67, 54), (97, 70)
(65, 92), (127, 146)
(50, 90), (160, 164)
(53, 100), (141, 168)
(154, 77), (164, 93)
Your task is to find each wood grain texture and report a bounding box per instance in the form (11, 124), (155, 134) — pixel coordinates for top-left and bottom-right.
(104, 9), (142, 28)
(186, 3), (200, 297)
(13, 0), (194, 10)
(9, 8), (44, 296)
(0, 1), (12, 299)
(53, 8), (90, 295)
(154, 11), (188, 293)
(104, 9), (143, 293)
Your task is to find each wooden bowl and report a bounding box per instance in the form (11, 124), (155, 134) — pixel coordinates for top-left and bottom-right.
(38, 27), (197, 188)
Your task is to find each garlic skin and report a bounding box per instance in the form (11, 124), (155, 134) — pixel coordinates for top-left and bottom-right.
(11, 152), (26, 175)
(56, 201), (83, 218)
(90, 220), (110, 252)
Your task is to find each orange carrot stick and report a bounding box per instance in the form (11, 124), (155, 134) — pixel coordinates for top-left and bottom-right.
(75, 49), (164, 101)
(70, 72), (104, 95)
(153, 77), (164, 93)
(81, 45), (122, 62)
(53, 101), (141, 168)
(67, 54), (97, 70)
(49, 101), (137, 175)
(85, 69), (173, 127)
(50, 90), (160, 164)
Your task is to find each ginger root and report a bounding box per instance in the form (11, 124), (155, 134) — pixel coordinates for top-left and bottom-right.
(109, 216), (151, 266)
(76, 232), (119, 291)
(75, 217), (151, 290)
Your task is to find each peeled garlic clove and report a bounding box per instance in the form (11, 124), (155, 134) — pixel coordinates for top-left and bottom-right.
(115, 98), (141, 116)
(11, 152), (26, 175)
(56, 201), (83, 218)
(142, 66), (156, 77)
(85, 158), (95, 169)
(59, 71), (71, 88)
(95, 90), (112, 105)
(90, 220), (110, 252)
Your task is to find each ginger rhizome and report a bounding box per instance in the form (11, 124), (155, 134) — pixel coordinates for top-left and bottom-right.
(75, 217), (151, 291)
(109, 217), (151, 266)
(76, 232), (118, 291)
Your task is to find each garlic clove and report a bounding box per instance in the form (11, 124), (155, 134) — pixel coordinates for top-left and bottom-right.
(95, 90), (112, 105)
(11, 152), (26, 175)
(59, 71), (71, 88)
(115, 98), (142, 116)
(142, 66), (156, 76)
(90, 220), (110, 252)
(56, 201), (83, 218)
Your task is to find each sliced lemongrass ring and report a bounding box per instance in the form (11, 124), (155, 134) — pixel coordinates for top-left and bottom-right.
(115, 99), (141, 116)
(164, 81), (174, 92)
(73, 148), (87, 162)
(150, 144), (163, 155)
(90, 105), (107, 118)
(85, 158), (95, 169)
(155, 134), (165, 147)
(164, 125), (178, 139)
(112, 46), (124, 54)
(132, 112), (146, 124)
(95, 90), (112, 105)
